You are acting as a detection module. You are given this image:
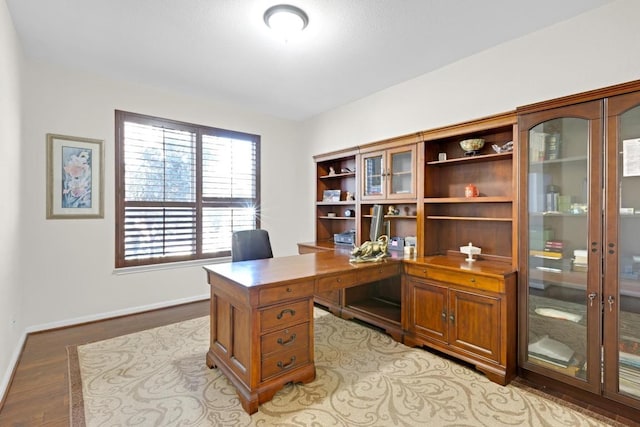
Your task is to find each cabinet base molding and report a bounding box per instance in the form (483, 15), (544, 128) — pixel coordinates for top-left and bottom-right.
(518, 369), (640, 425)
(403, 335), (514, 386)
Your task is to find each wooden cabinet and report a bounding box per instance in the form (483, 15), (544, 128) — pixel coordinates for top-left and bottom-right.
(314, 148), (359, 246)
(403, 255), (517, 385)
(517, 81), (640, 415)
(421, 112), (517, 265)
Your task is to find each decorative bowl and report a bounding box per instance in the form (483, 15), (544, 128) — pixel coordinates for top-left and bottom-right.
(459, 138), (485, 154)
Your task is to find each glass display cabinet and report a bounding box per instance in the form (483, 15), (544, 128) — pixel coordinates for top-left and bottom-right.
(519, 91), (640, 407)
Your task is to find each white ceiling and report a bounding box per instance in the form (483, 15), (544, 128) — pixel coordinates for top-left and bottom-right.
(7, 0), (613, 121)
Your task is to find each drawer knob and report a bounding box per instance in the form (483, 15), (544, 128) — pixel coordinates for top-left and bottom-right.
(286, 287), (293, 293)
(336, 278), (342, 283)
(277, 333), (297, 346)
(469, 278), (476, 283)
(276, 308), (296, 319)
(277, 356), (297, 370)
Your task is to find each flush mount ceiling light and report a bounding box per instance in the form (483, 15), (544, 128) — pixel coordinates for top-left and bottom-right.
(263, 4), (309, 41)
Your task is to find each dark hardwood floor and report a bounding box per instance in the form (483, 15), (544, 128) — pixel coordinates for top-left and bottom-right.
(0, 300), (210, 426)
(0, 299), (637, 426)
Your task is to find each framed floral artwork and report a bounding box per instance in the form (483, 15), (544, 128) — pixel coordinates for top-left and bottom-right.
(46, 133), (104, 219)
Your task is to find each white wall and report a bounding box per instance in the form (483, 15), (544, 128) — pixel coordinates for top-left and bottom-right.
(19, 61), (306, 329)
(0, 0), (23, 398)
(298, 0), (640, 243)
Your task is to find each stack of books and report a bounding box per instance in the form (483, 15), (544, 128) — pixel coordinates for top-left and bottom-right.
(530, 240), (564, 260)
(528, 335), (583, 376)
(572, 249), (588, 272)
(619, 337), (640, 396)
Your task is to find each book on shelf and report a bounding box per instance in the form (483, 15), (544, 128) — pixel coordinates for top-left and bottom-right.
(528, 335), (575, 365)
(531, 250), (562, 259)
(573, 249), (588, 258)
(529, 354), (584, 376)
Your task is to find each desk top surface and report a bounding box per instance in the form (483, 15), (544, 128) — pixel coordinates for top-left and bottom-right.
(203, 251), (401, 288)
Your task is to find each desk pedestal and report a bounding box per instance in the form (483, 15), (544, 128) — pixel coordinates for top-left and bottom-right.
(205, 270), (316, 414)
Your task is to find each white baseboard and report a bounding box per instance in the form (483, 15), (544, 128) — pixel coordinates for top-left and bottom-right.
(1, 330), (27, 406)
(1, 294), (209, 404)
(24, 294), (210, 333)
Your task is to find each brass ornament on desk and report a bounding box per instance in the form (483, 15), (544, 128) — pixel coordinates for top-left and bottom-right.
(350, 235), (389, 263)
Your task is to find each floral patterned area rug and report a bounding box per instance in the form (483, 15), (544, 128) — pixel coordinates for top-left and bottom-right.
(68, 308), (624, 427)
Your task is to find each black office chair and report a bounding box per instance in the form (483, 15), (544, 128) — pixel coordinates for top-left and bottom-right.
(231, 229), (274, 262)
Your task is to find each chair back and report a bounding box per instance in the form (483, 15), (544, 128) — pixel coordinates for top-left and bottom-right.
(231, 229), (274, 262)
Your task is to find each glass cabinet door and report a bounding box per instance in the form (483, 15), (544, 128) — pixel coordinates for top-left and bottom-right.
(362, 151), (384, 199)
(604, 92), (640, 403)
(519, 101), (603, 393)
(388, 145), (416, 199)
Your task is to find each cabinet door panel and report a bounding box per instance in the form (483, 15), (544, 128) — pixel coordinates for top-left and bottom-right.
(408, 279), (448, 344)
(518, 100), (603, 393)
(361, 151), (384, 199)
(449, 289), (501, 363)
(605, 91), (640, 403)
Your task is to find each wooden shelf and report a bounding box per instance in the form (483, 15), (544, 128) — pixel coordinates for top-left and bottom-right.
(363, 215), (417, 219)
(318, 216), (356, 220)
(424, 196), (512, 203)
(319, 172), (356, 179)
(530, 155), (587, 166)
(344, 297), (401, 324)
(426, 216), (513, 222)
(426, 151), (512, 166)
(317, 201), (356, 206)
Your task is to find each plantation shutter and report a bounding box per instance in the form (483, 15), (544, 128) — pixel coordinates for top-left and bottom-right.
(115, 111), (260, 268)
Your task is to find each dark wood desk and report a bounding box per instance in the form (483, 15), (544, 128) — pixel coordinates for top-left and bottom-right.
(203, 251), (402, 414)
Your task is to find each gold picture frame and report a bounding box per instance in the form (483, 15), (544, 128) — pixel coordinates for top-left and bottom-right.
(46, 133), (104, 219)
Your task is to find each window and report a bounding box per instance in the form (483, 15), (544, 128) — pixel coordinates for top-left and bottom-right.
(115, 111), (260, 268)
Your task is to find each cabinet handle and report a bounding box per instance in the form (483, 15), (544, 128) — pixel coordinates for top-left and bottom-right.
(277, 333), (297, 346)
(277, 356), (297, 370)
(587, 292), (598, 307)
(607, 295), (615, 312)
(441, 311), (447, 319)
(276, 308), (296, 319)
(449, 314), (455, 322)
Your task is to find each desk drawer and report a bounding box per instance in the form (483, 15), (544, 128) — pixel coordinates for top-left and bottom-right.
(357, 263), (399, 284)
(259, 280), (314, 306)
(405, 264), (503, 293)
(261, 346), (310, 381)
(316, 271), (358, 293)
(260, 299), (310, 332)
(261, 322), (309, 357)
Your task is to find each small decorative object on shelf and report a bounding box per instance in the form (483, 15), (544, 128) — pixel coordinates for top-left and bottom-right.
(345, 191), (355, 201)
(459, 138), (485, 156)
(465, 184), (479, 198)
(438, 152), (447, 161)
(322, 189), (341, 202)
(328, 166), (336, 176)
(460, 242), (481, 262)
(350, 235), (388, 263)
(491, 140), (514, 154)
